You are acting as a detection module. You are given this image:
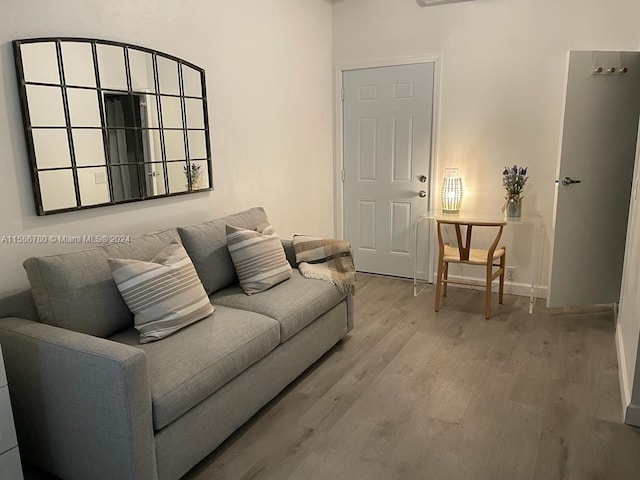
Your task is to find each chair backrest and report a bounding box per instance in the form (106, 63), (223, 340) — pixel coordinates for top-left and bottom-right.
(436, 219), (506, 262)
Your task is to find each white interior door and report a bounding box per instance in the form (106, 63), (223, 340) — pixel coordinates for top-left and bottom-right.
(548, 51), (640, 307)
(342, 63), (434, 278)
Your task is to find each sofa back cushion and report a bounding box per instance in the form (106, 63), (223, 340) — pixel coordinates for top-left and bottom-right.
(178, 207), (269, 294)
(23, 228), (180, 337)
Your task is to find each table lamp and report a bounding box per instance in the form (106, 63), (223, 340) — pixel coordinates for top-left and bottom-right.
(441, 168), (463, 213)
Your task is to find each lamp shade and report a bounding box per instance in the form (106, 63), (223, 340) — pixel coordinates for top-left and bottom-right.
(441, 176), (463, 213)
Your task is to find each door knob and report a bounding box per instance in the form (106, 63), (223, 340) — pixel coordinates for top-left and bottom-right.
(561, 176), (582, 185)
(418, 190), (427, 198)
(419, 175), (427, 183)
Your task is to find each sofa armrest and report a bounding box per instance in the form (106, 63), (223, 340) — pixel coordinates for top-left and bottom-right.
(281, 239), (298, 269)
(0, 317), (157, 480)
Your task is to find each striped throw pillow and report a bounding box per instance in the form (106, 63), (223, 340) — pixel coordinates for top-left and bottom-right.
(226, 223), (292, 295)
(108, 241), (214, 343)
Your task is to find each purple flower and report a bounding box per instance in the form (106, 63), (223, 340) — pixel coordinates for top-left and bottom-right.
(502, 165), (530, 196)
(183, 163), (202, 182)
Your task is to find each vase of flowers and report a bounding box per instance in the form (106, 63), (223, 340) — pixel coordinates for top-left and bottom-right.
(184, 163), (202, 190)
(502, 165), (528, 218)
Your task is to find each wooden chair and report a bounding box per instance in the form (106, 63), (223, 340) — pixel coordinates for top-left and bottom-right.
(434, 219), (507, 319)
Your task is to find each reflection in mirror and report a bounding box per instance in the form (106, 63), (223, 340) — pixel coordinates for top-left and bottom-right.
(182, 65), (202, 97)
(107, 129), (139, 165)
(39, 170), (76, 210)
(15, 38), (211, 214)
(142, 130), (162, 162)
(164, 130), (185, 160)
(73, 130), (106, 166)
(143, 163), (167, 196)
(67, 88), (101, 127)
(167, 161), (188, 193)
(21, 42), (60, 84)
(129, 49), (155, 93)
(185, 98), (205, 129)
(97, 44), (127, 90)
(110, 165), (143, 202)
(32, 130), (71, 168)
(61, 42), (95, 88)
(189, 160), (210, 190)
(78, 167), (110, 205)
(161, 96), (183, 129)
(104, 93), (139, 129)
(26, 85), (66, 126)
(188, 130), (207, 159)
(157, 56), (180, 95)
(141, 95), (159, 128)
(106, 112), (144, 202)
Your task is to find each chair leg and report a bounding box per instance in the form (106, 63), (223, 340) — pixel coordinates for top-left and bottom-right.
(443, 262), (449, 297)
(485, 264), (492, 319)
(435, 259), (445, 312)
(499, 252), (506, 305)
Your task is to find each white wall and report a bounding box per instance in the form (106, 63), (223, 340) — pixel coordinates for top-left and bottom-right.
(0, 0), (334, 294)
(332, 0), (640, 290)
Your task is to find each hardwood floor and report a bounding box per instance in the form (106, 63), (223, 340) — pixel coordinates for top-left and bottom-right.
(184, 274), (640, 480)
(24, 274), (640, 479)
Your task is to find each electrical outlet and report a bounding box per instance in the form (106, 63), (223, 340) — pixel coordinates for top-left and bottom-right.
(506, 266), (516, 281)
(94, 171), (106, 184)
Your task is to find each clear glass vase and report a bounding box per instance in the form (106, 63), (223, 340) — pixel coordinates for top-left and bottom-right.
(506, 196), (523, 218)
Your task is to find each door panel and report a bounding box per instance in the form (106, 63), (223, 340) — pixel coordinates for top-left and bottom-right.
(392, 116), (414, 182)
(358, 201), (377, 250)
(548, 51), (640, 307)
(391, 201), (412, 255)
(358, 118), (377, 180)
(343, 63), (434, 277)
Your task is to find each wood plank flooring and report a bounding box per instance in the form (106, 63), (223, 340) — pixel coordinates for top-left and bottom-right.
(184, 275), (640, 480)
(24, 274), (640, 479)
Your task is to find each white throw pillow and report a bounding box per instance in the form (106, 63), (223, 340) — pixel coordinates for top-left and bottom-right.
(226, 223), (292, 295)
(108, 240), (214, 343)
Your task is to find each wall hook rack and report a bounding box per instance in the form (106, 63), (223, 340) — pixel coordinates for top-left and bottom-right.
(592, 66), (629, 75)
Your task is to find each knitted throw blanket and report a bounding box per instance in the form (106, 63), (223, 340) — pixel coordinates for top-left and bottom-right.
(292, 235), (357, 295)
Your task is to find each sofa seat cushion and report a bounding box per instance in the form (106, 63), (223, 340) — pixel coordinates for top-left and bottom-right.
(211, 271), (345, 343)
(109, 305), (280, 430)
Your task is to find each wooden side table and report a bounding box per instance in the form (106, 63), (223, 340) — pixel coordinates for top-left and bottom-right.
(0, 344), (23, 479)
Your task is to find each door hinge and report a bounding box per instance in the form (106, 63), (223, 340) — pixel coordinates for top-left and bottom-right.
(341, 88), (344, 102)
(341, 170), (345, 182)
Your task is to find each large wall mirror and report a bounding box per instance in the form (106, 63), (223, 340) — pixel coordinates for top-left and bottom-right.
(13, 38), (212, 215)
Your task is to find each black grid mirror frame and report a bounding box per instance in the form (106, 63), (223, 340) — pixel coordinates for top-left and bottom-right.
(13, 37), (213, 215)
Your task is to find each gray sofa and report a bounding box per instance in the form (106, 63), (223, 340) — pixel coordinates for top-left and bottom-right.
(0, 207), (353, 480)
